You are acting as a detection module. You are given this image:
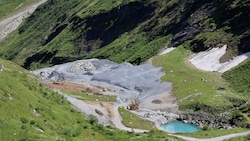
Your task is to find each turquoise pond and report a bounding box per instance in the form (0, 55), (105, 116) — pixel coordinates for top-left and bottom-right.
(160, 121), (201, 133)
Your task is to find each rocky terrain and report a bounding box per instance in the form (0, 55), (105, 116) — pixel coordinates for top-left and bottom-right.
(34, 59), (172, 101)
(33, 44), (250, 131)
(34, 59), (179, 130)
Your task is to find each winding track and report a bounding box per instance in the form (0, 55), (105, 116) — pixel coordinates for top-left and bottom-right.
(53, 87), (250, 140)
(170, 130), (250, 141)
(54, 89), (147, 133)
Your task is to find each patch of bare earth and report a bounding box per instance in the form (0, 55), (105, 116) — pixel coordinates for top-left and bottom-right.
(85, 101), (115, 118)
(45, 81), (116, 118)
(140, 92), (179, 113)
(45, 81), (101, 95)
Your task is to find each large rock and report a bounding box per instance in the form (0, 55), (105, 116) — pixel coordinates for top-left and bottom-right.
(68, 61), (96, 72)
(0, 63), (3, 71)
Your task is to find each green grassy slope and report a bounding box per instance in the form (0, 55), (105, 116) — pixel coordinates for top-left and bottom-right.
(0, 0), (249, 130)
(118, 107), (156, 130)
(0, 0), (35, 20)
(0, 59), (181, 140)
(0, 0), (249, 70)
(223, 59), (250, 93)
(0, 59), (87, 140)
(153, 46), (250, 127)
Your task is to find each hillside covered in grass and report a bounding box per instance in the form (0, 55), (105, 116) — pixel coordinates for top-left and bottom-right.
(0, 59), (181, 140)
(153, 46), (250, 128)
(0, 0), (249, 93)
(0, 0), (35, 20)
(0, 0), (249, 132)
(223, 58), (250, 93)
(0, 0), (249, 68)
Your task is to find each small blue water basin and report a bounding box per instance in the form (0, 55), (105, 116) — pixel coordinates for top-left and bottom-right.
(160, 121), (201, 133)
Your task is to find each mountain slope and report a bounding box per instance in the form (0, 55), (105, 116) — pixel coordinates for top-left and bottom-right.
(0, 0), (249, 70)
(0, 59), (106, 140)
(0, 0), (249, 127)
(0, 59), (85, 140)
(223, 58), (250, 93)
(0, 0), (35, 20)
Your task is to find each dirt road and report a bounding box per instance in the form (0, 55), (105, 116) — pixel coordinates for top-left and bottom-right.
(112, 105), (147, 133)
(170, 130), (250, 141)
(54, 89), (147, 133)
(0, 0), (47, 42)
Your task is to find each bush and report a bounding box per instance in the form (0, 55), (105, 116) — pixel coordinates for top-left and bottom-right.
(202, 125), (209, 131)
(30, 120), (36, 125)
(106, 131), (114, 136)
(71, 128), (82, 137)
(83, 125), (88, 129)
(246, 134), (250, 140)
(20, 117), (28, 123)
(89, 114), (98, 125)
(21, 125), (27, 129)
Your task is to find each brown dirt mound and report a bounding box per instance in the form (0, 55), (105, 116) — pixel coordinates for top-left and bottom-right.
(45, 81), (100, 95)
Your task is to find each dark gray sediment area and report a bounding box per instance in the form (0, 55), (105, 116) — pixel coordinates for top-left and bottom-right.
(34, 59), (171, 101)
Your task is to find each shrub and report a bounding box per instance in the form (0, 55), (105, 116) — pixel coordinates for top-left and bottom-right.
(106, 131), (114, 136)
(21, 125), (27, 129)
(30, 120), (36, 125)
(71, 128), (82, 137)
(83, 125), (88, 129)
(89, 114), (98, 125)
(20, 117), (28, 123)
(202, 125), (209, 131)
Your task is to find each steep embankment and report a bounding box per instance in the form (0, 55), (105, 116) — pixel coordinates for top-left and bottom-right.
(223, 58), (250, 93)
(0, 59), (91, 140)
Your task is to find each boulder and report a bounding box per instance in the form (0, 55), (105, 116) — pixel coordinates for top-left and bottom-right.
(69, 61), (96, 72)
(95, 109), (103, 116)
(0, 63), (3, 71)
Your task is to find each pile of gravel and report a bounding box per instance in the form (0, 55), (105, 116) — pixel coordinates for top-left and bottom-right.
(68, 61), (96, 72)
(34, 59), (171, 100)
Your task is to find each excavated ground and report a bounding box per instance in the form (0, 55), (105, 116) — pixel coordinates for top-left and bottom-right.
(34, 59), (179, 131)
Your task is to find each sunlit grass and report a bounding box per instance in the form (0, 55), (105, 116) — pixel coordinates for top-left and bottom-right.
(119, 107), (156, 130)
(224, 134), (250, 141)
(0, 0), (35, 20)
(63, 90), (117, 102)
(152, 46), (240, 110)
(0, 59), (181, 140)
